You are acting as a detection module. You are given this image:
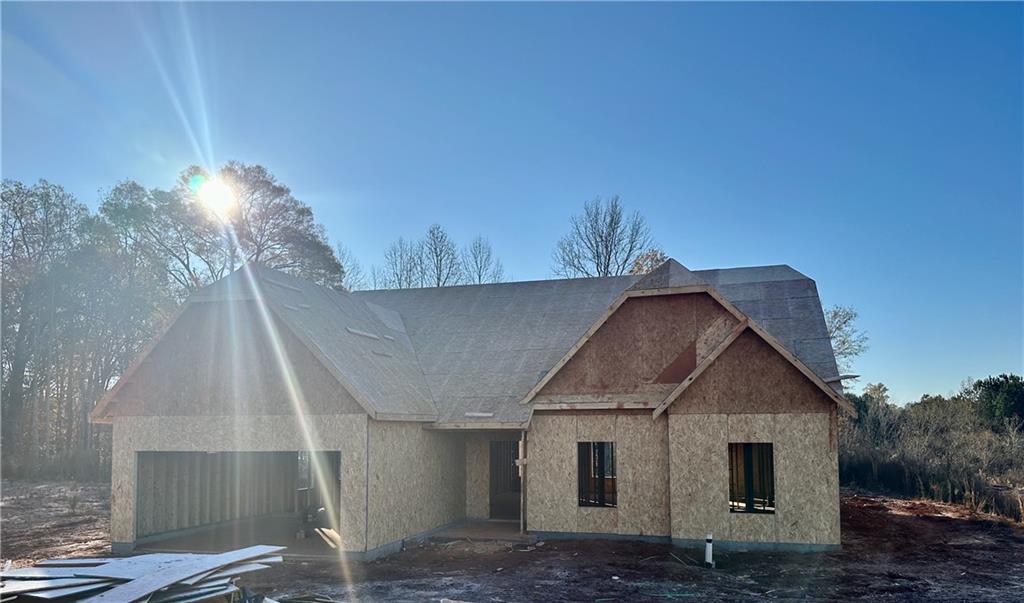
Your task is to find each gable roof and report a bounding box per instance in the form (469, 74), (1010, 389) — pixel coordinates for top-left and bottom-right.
(92, 264), (438, 423)
(95, 260), (845, 427)
(356, 262), (845, 426)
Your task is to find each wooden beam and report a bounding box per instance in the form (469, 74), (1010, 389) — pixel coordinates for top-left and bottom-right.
(532, 401), (659, 411)
(652, 320), (749, 418)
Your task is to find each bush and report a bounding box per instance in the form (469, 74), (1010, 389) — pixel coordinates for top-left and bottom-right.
(840, 378), (1024, 523)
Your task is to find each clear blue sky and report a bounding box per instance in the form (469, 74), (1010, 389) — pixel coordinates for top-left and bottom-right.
(3, 2), (1021, 404)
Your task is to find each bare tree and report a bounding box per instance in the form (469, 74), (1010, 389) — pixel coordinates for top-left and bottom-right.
(552, 196), (652, 277)
(378, 237), (424, 289)
(462, 236), (504, 284)
(825, 305), (869, 374)
(422, 224), (463, 287)
(335, 244), (366, 291)
(629, 247), (668, 275)
(182, 162), (345, 289)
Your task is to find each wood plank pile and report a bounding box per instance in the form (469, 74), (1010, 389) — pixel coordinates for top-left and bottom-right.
(1, 545), (284, 602)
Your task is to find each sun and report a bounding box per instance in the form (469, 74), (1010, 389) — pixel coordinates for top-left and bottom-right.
(197, 178), (236, 221)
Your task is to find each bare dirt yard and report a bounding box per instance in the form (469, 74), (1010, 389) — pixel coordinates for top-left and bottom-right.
(3, 481), (1023, 601)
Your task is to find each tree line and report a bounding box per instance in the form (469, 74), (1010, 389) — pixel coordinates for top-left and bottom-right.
(841, 375), (1024, 521)
(1, 164), (665, 477)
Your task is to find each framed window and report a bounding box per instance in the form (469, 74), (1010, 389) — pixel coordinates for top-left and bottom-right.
(578, 442), (616, 507)
(729, 443), (775, 513)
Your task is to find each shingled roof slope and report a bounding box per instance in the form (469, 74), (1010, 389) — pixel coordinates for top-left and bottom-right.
(354, 263), (842, 426)
(192, 264), (438, 420)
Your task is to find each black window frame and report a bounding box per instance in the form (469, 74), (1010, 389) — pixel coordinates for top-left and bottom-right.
(728, 442), (775, 514)
(577, 441), (617, 507)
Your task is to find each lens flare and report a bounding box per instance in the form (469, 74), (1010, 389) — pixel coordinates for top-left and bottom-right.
(198, 178), (236, 221)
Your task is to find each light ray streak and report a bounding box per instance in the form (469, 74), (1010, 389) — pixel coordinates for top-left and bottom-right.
(229, 243), (358, 596)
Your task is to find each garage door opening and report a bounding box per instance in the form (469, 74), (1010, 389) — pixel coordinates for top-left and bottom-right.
(135, 451), (341, 556)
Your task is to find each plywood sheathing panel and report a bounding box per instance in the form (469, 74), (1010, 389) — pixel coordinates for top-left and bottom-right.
(538, 294), (736, 399)
(465, 435), (490, 519)
(525, 414), (577, 532)
(526, 413), (669, 537)
(365, 421), (465, 550)
(667, 412), (839, 546)
(617, 413), (670, 536)
(668, 413), (730, 541)
(775, 413), (840, 544)
(669, 330), (833, 415)
(114, 302), (364, 418)
(111, 414), (367, 550)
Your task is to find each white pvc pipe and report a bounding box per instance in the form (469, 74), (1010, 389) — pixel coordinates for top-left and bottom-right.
(704, 532), (714, 568)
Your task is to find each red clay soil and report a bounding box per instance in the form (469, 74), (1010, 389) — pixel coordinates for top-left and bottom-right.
(2, 482), (1023, 601)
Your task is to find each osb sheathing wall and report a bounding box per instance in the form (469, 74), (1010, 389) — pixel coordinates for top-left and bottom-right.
(111, 414), (367, 550)
(538, 293), (737, 399)
(526, 412), (670, 537)
(667, 331), (839, 545)
(365, 421), (466, 550)
(113, 302), (364, 417)
(465, 434), (490, 519)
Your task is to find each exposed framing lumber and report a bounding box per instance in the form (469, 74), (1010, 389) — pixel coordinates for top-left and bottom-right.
(652, 319), (749, 418)
(424, 421), (529, 431)
(532, 401), (657, 411)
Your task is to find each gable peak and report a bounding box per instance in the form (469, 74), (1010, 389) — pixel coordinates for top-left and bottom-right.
(629, 258), (707, 290)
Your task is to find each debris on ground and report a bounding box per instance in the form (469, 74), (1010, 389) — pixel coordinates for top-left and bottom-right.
(3, 482), (1024, 601)
(0, 545), (283, 601)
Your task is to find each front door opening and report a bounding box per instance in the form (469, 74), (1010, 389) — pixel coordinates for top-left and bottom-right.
(489, 440), (521, 519)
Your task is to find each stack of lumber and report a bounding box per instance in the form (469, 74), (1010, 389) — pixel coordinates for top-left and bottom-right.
(1, 545), (283, 602)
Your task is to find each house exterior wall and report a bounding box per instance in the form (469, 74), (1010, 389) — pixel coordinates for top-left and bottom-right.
(538, 293), (738, 400)
(526, 412), (671, 537)
(111, 414), (368, 551)
(667, 412), (839, 547)
(365, 421), (466, 551)
(526, 326), (840, 548)
(667, 330), (839, 547)
(465, 434), (490, 519)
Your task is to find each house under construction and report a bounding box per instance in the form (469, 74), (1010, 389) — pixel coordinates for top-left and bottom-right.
(92, 259), (852, 558)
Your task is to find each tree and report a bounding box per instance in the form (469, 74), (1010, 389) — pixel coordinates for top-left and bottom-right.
(0, 167), (354, 478)
(215, 162), (344, 289)
(378, 237), (424, 289)
(335, 244), (366, 291)
(552, 196), (652, 278)
(825, 305), (868, 374)
(972, 374), (1024, 424)
(99, 180), (226, 298)
(2, 180), (88, 469)
(629, 247), (668, 275)
(462, 236), (504, 284)
(422, 224), (462, 287)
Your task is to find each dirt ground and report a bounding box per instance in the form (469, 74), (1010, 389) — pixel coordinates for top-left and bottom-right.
(3, 481), (1023, 601)
(0, 480), (110, 566)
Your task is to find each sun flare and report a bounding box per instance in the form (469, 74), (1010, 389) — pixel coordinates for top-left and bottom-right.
(197, 178), (236, 221)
